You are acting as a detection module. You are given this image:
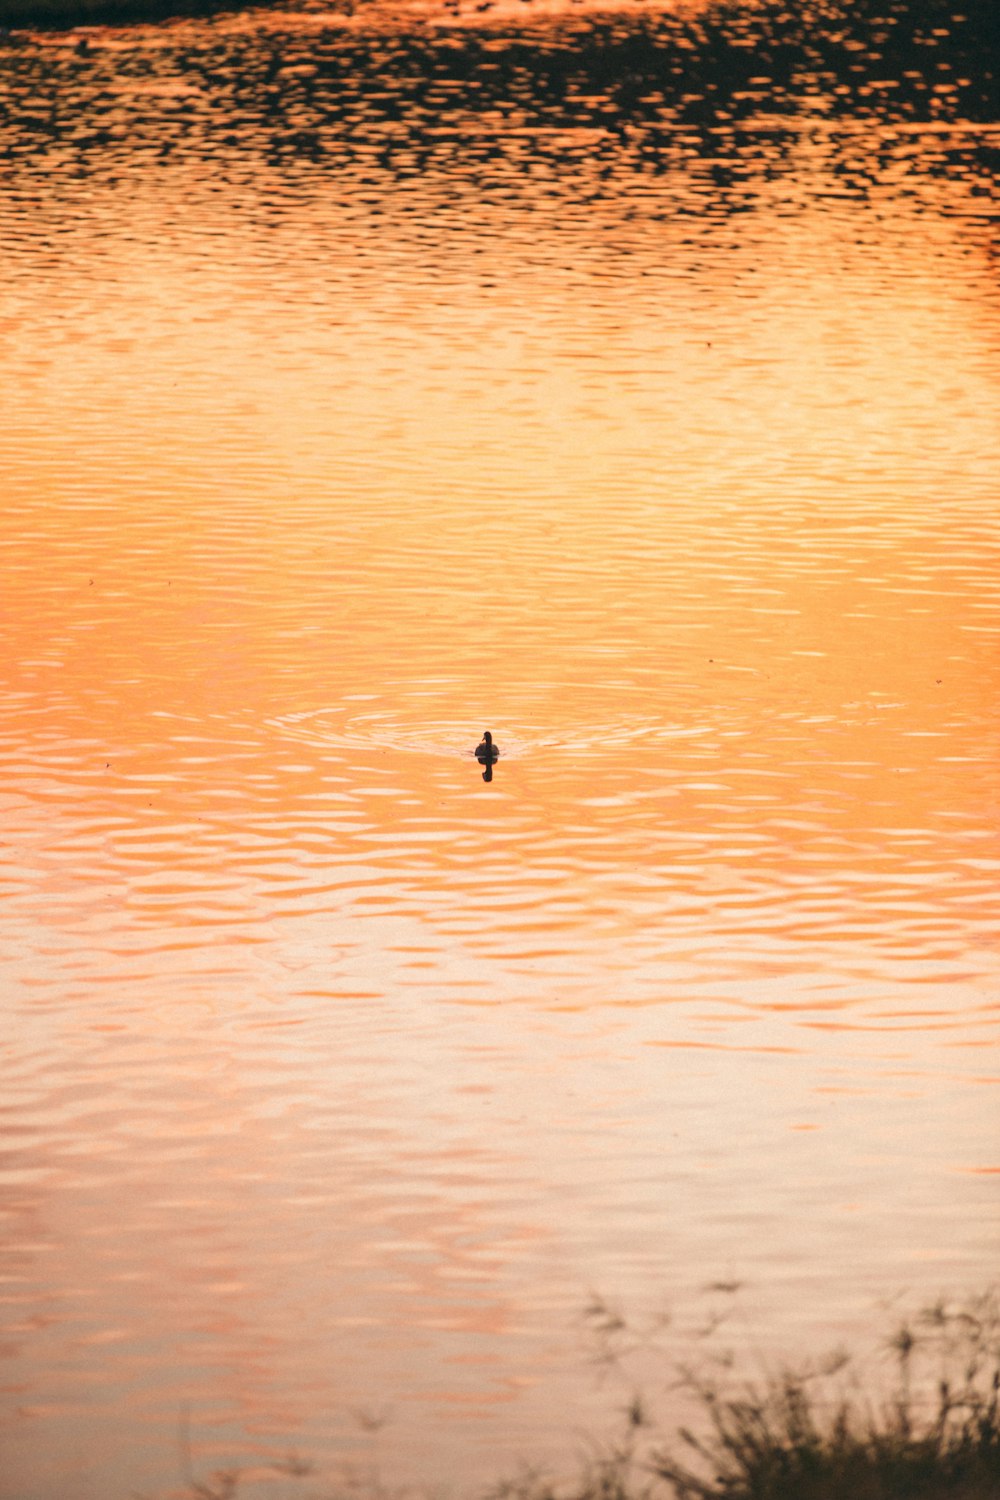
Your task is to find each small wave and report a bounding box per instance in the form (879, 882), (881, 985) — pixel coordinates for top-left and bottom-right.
(265, 705), (710, 760)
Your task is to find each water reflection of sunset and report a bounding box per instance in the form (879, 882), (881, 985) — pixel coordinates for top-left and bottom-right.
(1, 0), (998, 1495)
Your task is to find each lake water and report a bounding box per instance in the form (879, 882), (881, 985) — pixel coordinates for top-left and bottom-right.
(1, 0), (998, 1494)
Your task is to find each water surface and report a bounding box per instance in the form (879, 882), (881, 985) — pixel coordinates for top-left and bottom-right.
(1, 0), (998, 1494)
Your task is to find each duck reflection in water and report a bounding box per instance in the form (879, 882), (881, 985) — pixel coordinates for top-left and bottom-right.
(474, 730), (499, 783)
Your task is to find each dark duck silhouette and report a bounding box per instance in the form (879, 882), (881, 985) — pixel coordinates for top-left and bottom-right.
(475, 731), (499, 765)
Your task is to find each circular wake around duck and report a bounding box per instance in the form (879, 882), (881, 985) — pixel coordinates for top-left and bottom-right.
(265, 705), (708, 760)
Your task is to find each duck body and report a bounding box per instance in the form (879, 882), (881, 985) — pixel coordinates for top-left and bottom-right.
(475, 730), (499, 764)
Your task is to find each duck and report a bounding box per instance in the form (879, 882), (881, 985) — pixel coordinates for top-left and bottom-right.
(475, 730), (499, 764)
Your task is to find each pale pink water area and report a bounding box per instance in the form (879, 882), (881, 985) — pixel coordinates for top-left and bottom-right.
(0, 0), (998, 1494)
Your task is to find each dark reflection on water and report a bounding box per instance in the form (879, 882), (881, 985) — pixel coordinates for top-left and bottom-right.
(0, 0), (996, 208)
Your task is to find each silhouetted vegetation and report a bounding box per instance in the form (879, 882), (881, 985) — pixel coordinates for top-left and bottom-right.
(159, 1293), (1000, 1500)
(485, 1293), (1000, 1500)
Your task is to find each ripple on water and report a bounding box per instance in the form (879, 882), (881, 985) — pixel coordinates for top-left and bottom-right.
(264, 700), (716, 760)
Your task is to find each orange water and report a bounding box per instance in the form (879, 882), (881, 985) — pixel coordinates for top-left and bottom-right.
(1, 3), (998, 1494)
